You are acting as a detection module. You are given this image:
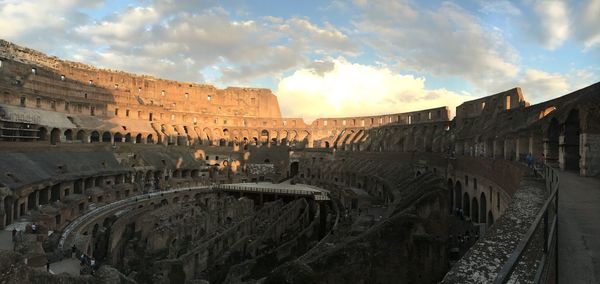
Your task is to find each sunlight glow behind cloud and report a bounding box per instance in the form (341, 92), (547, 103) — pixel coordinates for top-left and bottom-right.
(277, 58), (471, 120)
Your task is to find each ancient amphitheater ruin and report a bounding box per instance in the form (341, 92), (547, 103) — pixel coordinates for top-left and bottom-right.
(0, 39), (598, 284)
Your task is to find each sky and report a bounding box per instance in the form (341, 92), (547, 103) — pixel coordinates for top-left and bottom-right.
(0, 0), (598, 119)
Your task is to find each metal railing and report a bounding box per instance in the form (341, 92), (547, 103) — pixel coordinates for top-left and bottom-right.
(494, 165), (559, 283)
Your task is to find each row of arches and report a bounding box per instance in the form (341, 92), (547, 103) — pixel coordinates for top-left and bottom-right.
(458, 108), (583, 174)
(37, 127), (155, 145)
(448, 179), (494, 227)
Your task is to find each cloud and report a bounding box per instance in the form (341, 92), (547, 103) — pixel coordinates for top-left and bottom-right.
(1, 1), (356, 85)
(572, 0), (600, 49)
(524, 0), (570, 49)
(72, 5), (356, 84)
(276, 57), (471, 120)
(516, 69), (569, 101)
(352, 1), (520, 91)
(478, 0), (522, 16)
(0, 0), (101, 50)
(484, 67), (599, 104)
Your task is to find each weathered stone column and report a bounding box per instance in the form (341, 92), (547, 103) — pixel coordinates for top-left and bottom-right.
(529, 132), (541, 162)
(580, 133), (600, 176)
(516, 135), (528, 162)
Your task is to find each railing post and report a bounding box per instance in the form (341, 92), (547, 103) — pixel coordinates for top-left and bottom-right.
(543, 210), (549, 253)
(555, 182), (559, 284)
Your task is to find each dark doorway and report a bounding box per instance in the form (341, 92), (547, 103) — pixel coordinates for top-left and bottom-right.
(290, 162), (299, 177)
(564, 109), (580, 171)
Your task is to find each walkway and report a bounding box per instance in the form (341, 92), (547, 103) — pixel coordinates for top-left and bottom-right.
(558, 170), (600, 284)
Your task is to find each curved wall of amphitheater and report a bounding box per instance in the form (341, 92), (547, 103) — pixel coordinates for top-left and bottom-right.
(1, 40), (599, 283)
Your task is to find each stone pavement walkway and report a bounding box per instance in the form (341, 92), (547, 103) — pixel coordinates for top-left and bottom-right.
(0, 230), (14, 251)
(48, 258), (81, 275)
(558, 170), (600, 284)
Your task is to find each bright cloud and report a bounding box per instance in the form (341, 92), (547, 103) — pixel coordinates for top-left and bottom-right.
(352, 1), (520, 90)
(527, 0), (570, 49)
(276, 58), (471, 120)
(572, 0), (600, 49)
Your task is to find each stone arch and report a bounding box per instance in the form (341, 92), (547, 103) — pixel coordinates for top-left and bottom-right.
(290, 161), (299, 177)
(471, 197), (479, 223)
(64, 129), (73, 141)
(270, 130), (279, 145)
(124, 133), (132, 142)
(340, 130), (355, 148)
(563, 109), (580, 171)
(38, 127), (48, 141)
(463, 192), (471, 217)
(135, 133), (142, 144)
(90, 131), (100, 142)
(202, 128), (212, 145)
(260, 129), (269, 143)
(102, 131), (112, 143)
(146, 134), (154, 144)
(279, 130), (288, 145)
(546, 118), (560, 165)
(288, 130), (298, 144)
(222, 128), (230, 141)
(50, 128), (61, 145)
(212, 128), (222, 142)
(480, 192), (487, 224)
(114, 132), (123, 143)
(76, 130), (86, 142)
(3, 196), (14, 226)
(454, 181), (462, 210)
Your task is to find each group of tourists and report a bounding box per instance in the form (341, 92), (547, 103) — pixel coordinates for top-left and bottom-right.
(453, 207), (465, 220)
(75, 246), (98, 275)
(449, 230), (479, 249)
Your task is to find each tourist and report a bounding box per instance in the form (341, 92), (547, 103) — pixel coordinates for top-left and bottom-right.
(31, 223), (37, 234)
(71, 245), (77, 258)
(526, 152), (533, 168)
(46, 261), (50, 272)
(11, 228), (17, 241)
(90, 258), (96, 271)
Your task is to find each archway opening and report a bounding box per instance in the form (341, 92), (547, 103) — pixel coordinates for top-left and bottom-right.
(114, 132), (123, 143)
(463, 192), (470, 217)
(546, 118), (559, 166)
(564, 109), (580, 171)
(90, 131), (100, 142)
(64, 129), (73, 141)
(480, 192), (487, 224)
(290, 162), (299, 177)
(102, 132), (111, 143)
(50, 128), (60, 145)
(37, 127), (47, 141)
(454, 181), (462, 210)
(487, 211), (494, 227)
(471, 197), (479, 223)
(76, 130), (86, 142)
